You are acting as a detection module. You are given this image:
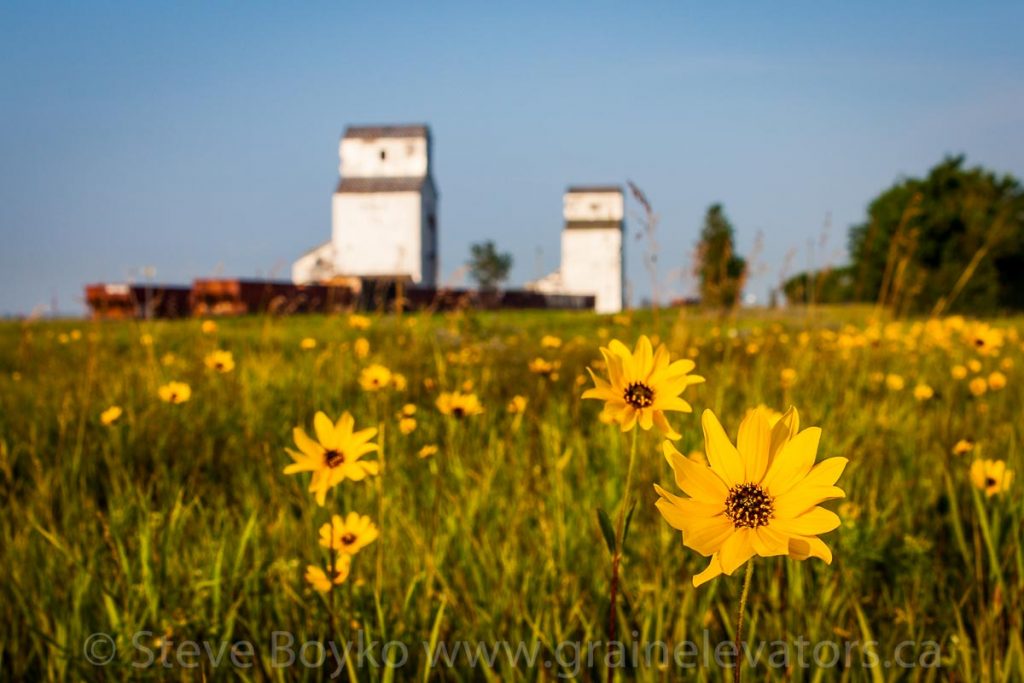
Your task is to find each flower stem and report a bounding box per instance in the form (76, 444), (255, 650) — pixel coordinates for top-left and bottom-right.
(327, 515), (341, 675)
(607, 428), (638, 683)
(375, 417), (386, 598)
(734, 560), (754, 683)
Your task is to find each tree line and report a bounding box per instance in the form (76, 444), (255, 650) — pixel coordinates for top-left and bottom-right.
(467, 155), (1023, 314)
(786, 156), (1024, 315)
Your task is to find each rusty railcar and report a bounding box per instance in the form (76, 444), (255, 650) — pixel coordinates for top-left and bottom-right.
(84, 279), (589, 319)
(401, 287), (594, 312)
(189, 279), (353, 316)
(85, 283), (192, 320)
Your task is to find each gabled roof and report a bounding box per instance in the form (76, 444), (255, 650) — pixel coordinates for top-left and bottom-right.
(343, 125), (429, 140)
(336, 177), (426, 193)
(566, 185), (623, 195)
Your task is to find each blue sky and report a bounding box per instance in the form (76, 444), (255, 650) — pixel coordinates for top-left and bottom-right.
(1, 1), (1022, 315)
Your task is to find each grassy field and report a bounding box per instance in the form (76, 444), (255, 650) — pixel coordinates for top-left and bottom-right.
(0, 306), (1021, 681)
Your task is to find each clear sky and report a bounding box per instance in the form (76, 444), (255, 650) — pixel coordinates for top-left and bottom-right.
(2, 1), (1022, 315)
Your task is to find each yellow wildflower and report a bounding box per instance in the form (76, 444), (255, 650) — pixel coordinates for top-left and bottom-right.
(158, 382), (191, 404)
(655, 407), (846, 587)
(318, 513), (379, 555)
(913, 384), (934, 401)
(437, 391), (484, 419)
(507, 395), (527, 414)
(283, 412), (380, 506)
(204, 350), (235, 373)
(359, 364), (392, 392)
(305, 556), (352, 592)
(970, 459), (1014, 497)
(348, 314), (371, 330)
(582, 335), (704, 441)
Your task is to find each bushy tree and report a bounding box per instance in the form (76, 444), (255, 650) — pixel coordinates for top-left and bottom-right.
(848, 156), (1024, 314)
(782, 266), (855, 306)
(467, 240), (513, 291)
(696, 203), (746, 308)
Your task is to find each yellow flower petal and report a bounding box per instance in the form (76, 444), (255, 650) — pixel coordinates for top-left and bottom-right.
(761, 427), (822, 496)
(770, 507), (840, 536)
(692, 554), (724, 587)
(800, 457), (848, 489)
(314, 412), (338, 450)
(336, 412), (355, 439)
(773, 486), (846, 518)
(768, 407), (800, 461)
(681, 516), (735, 557)
(718, 528), (756, 574)
(653, 411), (682, 440)
(293, 427), (325, 459)
(701, 410), (744, 488)
(663, 442), (730, 503)
(737, 407), (771, 483)
(752, 526), (790, 557)
(654, 485), (725, 531)
(633, 336), (654, 380)
(788, 536), (833, 563)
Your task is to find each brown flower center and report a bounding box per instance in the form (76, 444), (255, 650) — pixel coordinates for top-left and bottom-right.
(623, 381), (654, 409)
(452, 407), (465, 418)
(725, 483), (774, 528)
(985, 477), (997, 488)
(324, 449), (346, 468)
(340, 533), (357, 545)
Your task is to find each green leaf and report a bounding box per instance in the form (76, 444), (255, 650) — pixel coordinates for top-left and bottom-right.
(622, 500), (638, 548)
(422, 597), (447, 683)
(597, 508), (616, 554)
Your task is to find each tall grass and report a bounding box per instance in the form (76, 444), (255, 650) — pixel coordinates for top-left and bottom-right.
(0, 307), (1021, 680)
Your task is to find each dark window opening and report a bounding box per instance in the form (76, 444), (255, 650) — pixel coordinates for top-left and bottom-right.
(380, 149), (387, 160)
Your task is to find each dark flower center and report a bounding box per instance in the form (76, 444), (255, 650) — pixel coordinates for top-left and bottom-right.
(340, 532), (357, 545)
(324, 449), (346, 467)
(985, 477), (997, 488)
(452, 407), (465, 418)
(725, 483), (774, 528)
(623, 382), (654, 409)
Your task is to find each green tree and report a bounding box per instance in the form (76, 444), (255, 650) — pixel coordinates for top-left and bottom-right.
(467, 240), (513, 291)
(782, 266), (855, 306)
(848, 156), (1024, 314)
(696, 203), (747, 308)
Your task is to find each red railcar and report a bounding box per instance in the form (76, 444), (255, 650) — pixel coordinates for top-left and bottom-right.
(189, 279), (353, 316)
(85, 283), (192, 320)
(401, 287), (594, 312)
(84, 279), (589, 319)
